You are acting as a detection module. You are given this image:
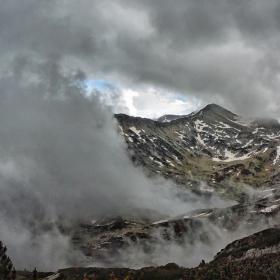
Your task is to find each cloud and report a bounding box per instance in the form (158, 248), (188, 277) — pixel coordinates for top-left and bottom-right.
(85, 81), (199, 118)
(2, 1), (280, 118)
(90, 212), (273, 269)
(0, 57), (235, 270)
(121, 87), (198, 119)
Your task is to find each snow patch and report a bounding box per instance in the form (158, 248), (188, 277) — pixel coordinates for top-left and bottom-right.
(258, 188), (275, 193)
(200, 187), (214, 193)
(166, 160), (175, 167)
(218, 121), (232, 129)
(273, 146), (280, 165)
(155, 160), (163, 167)
(197, 134), (206, 146)
(192, 213), (211, 218)
(194, 119), (208, 132)
(241, 139), (253, 148)
(152, 218), (170, 225)
(261, 147), (268, 153)
(265, 134), (280, 140)
(44, 273), (61, 280)
(129, 126), (142, 136)
(175, 131), (185, 140)
(213, 149), (251, 162)
(173, 155), (181, 163)
(118, 125), (124, 135)
(260, 205), (279, 213)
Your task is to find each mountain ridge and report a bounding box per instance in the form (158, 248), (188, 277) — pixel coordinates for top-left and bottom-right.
(115, 103), (280, 201)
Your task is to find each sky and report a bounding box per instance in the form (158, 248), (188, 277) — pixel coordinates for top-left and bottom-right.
(1, 0), (280, 119)
(85, 79), (201, 118)
(0, 0), (280, 271)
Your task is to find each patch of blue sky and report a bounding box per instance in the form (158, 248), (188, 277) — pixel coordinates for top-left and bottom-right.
(189, 96), (202, 107)
(84, 79), (119, 91)
(165, 91), (201, 106)
(170, 93), (188, 102)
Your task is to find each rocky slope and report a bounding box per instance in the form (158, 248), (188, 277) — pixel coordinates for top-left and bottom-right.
(71, 183), (280, 267)
(116, 104), (280, 200)
(214, 227), (280, 261)
(31, 227), (280, 280)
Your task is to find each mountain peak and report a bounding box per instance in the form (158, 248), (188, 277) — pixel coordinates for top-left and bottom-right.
(201, 103), (234, 113)
(196, 103), (237, 119)
(203, 103), (224, 110)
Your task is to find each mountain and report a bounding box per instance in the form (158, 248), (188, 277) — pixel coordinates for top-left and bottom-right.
(36, 226), (280, 279)
(72, 183), (280, 266)
(116, 103), (280, 201)
(157, 114), (188, 122)
(68, 104), (280, 268)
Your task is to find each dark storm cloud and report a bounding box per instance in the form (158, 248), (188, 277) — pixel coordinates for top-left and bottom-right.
(2, 0), (280, 118)
(117, 0), (280, 117)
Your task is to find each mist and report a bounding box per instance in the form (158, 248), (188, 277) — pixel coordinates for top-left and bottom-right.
(1, 0), (278, 271)
(0, 57), (237, 271)
(88, 212), (275, 269)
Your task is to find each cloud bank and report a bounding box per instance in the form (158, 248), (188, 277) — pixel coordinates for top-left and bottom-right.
(0, 57), (235, 270)
(1, 0), (280, 117)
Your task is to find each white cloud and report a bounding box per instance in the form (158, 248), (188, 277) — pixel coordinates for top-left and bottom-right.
(85, 80), (200, 118)
(121, 87), (199, 119)
(120, 88), (139, 116)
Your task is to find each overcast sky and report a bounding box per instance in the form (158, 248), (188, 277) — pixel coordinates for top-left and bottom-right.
(1, 0), (280, 119)
(1, 0), (279, 269)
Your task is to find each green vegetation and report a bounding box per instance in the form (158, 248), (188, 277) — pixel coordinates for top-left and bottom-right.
(184, 252), (280, 280)
(21, 253), (280, 280)
(0, 241), (16, 280)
